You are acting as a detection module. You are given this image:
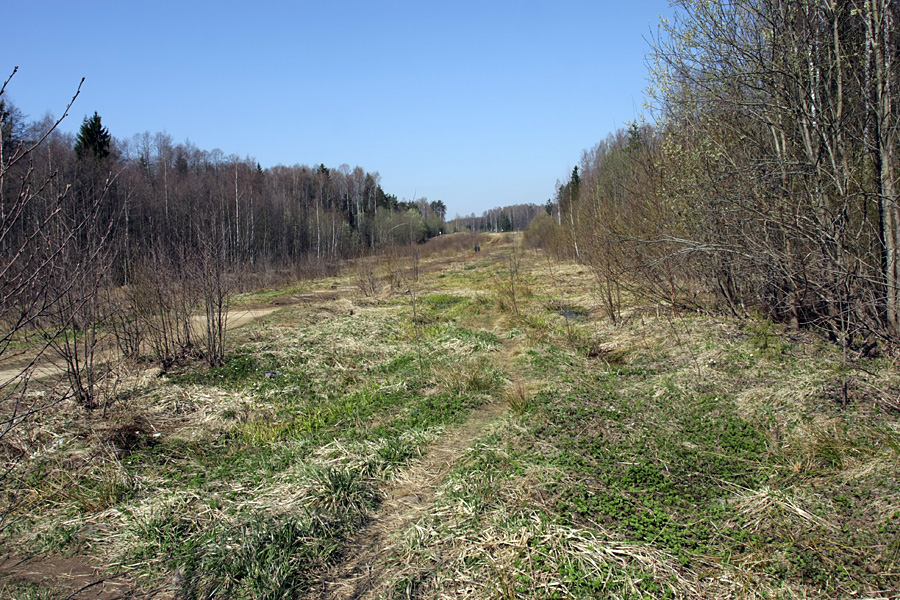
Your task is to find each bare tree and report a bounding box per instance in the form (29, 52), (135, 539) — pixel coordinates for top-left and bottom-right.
(0, 69), (114, 530)
(195, 210), (233, 367)
(42, 169), (118, 409)
(635, 0), (900, 345)
(1, 67), (84, 404)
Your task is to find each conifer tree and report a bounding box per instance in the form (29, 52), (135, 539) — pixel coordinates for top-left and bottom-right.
(74, 111), (110, 161)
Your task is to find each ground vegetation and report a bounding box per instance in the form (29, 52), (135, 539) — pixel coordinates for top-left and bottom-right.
(0, 234), (896, 599)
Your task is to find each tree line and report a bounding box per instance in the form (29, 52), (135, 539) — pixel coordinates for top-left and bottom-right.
(4, 113), (442, 273)
(528, 0), (899, 354)
(449, 203), (545, 234)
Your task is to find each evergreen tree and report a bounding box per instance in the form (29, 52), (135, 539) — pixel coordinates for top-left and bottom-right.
(429, 199), (447, 221)
(0, 100), (26, 155)
(558, 166), (580, 218)
(74, 111), (111, 161)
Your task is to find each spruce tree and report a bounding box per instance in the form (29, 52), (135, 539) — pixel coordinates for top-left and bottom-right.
(74, 111), (111, 161)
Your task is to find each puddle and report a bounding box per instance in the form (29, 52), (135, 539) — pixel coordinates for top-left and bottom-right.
(559, 310), (587, 319)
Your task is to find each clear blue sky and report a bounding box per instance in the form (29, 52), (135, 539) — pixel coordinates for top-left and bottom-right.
(3, 1), (672, 218)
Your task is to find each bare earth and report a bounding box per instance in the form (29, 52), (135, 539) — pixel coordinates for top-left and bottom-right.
(0, 555), (147, 600)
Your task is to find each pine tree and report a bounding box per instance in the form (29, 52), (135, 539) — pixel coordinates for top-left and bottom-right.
(74, 111), (111, 161)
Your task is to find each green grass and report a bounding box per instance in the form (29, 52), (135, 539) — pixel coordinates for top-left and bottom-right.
(376, 294), (900, 598)
(4, 239), (899, 599)
(115, 293), (501, 594)
(0, 582), (59, 600)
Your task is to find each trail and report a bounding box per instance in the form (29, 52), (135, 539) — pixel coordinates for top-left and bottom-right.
(0, 307), (282, 386)
(314, 399), (509, 600)
(0, 555), (152, 600)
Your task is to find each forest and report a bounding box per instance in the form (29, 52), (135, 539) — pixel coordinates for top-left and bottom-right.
(531, 0), (900, 361)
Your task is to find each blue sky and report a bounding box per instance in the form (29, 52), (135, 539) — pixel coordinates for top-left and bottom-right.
(4, 1), (672, 218)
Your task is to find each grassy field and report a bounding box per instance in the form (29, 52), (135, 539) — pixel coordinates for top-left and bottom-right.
(1, 233), (898, 599)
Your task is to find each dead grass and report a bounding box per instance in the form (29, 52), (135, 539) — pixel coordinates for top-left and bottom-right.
(2, 233), (899, 599)
(504, 379), (530, 414)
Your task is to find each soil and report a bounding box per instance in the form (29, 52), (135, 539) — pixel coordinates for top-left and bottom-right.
(0, 554), (169, 599)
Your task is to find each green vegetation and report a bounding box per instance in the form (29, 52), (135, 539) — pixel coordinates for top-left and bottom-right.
(391, 306), (900, 597)
(1, 235), (897, 599)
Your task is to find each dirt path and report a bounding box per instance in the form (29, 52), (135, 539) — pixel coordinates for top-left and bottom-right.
(0, 307), (283, 386)
(314, 399), (509, 600)
(188, 306), (282, 331)
(0, 554), (159, 600)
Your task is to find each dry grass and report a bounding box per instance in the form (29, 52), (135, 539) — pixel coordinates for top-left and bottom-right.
(504, 379), (530, 414)
(2, 234), (899, 599)
(432, 357), (496, 395)
(400, 518), (700, 599)
(729, 484), (837, 532)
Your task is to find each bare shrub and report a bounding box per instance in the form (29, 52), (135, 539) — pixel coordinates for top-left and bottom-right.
(124, 244), (199, 368)
(195, 219), (233, 368)
(0, 69), (118, 530)
(353, 257), (381, 297)
(524, 212), (572, 262)
(494, 244), (524, 317)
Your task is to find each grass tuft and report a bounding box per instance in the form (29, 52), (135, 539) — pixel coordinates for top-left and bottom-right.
(433, 357), (499, 395)
(504, 380), (530, 414)
(181, 514), (341, 600)
(307, 465), (378, 519)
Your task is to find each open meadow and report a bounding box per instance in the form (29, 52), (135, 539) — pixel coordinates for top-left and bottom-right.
(1, 233), (898, 599)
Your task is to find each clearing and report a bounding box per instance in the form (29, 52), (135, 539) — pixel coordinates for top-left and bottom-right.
(1, 233), (898, 599)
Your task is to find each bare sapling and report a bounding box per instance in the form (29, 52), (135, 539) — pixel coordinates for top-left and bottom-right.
(42, 171), (119, 410)
(543, 253), (578, 344)
(195, 217), (233, 367)
(495, 242), (523, 317)
(404, 247), (424, 373)
(353, 254), (380, 297)
(0, 68), (123, 528)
